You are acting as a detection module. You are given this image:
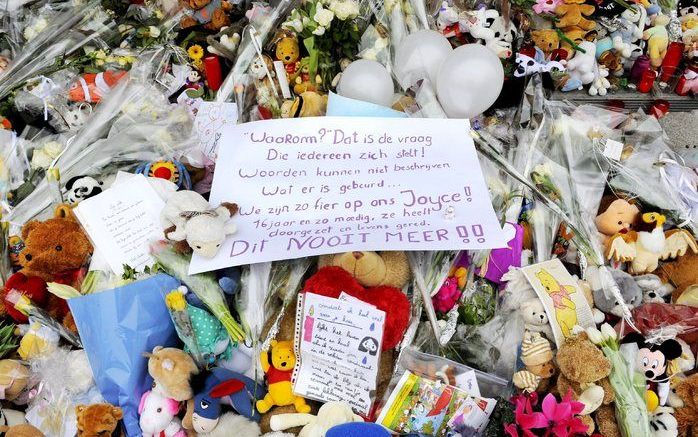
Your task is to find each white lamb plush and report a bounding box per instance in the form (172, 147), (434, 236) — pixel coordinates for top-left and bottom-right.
(161, 190), (238, 258)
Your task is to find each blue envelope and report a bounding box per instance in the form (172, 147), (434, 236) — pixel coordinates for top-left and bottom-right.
(326, 92), (407, 118)
(69, 274), (180, 437)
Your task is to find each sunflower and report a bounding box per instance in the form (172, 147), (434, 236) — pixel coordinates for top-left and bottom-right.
(188, 44), (204, 61)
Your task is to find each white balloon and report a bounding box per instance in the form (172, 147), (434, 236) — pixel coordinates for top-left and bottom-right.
(337, 59), (394, 107)
(436, 44), (504, 119)
(394, 30), (453, 88)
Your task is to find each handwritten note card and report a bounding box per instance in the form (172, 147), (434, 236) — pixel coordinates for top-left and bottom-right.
(194, 101), (238, 160)
(74, 174), (165, 276)
(189, 117), (508, 273)
(293, 292), (385, 415)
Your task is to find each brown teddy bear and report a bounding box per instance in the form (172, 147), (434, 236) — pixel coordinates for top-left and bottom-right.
(555, 0), (596, 31)
(180, 0), (232, 31)
(1, 205), (92, 331)
(655, 251), (698, 305)
(595, 404), (621, 437)
(144, 346), (199, 401)
(318, 251), (411, 288)
(0, 424), (44, 437)
(675, 373), (698, 436)
(531, 30), (560, 58)
(75, 403), (123, 437)
(555, 332), (614, 414)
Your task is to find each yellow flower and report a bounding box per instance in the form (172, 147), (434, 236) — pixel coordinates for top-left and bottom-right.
(117, 57), (128, 66)
(193, 59), (203, 70)
(96, 59), (105, 66)
(188, 44), (204, 60)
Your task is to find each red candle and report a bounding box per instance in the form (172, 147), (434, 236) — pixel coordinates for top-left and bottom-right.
(637, 69), (657, 93)
(630, 55), (651, 84)
(659, 42), (685, 83)
(203, 55), (223, 92)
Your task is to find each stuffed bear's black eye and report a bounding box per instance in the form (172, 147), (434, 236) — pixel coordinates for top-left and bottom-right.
(55, 245), (62, 251)
(196, 245), (202, 249)
(24, 253), (32, 261)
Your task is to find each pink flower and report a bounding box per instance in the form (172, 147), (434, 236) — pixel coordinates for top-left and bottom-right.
(506, 391), (588, 437)
(533, 0), (561, 14)
(432, 277), (462, 313)
(506, 393), (548, 437)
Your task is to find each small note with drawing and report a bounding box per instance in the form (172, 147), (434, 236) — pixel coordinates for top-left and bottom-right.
(74, 174), (165, 276)
(293, 292), (385, 415)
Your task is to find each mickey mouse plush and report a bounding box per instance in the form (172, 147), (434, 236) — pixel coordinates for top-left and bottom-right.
(622, 332), (683, 407)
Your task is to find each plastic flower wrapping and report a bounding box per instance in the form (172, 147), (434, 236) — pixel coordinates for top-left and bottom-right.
(0, 0), (697, 436)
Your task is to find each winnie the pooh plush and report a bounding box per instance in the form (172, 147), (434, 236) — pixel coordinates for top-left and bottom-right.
(280, 91), (328, 118)
(644, 14), (671, 67)
(75, 404), (123, 437)
(275, 34), (300, 79)
(257, 340), (310, 414)
(1, 205), (92, 331)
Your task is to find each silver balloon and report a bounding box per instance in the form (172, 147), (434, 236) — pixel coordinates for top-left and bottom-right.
(337, 59), (394, 107)
(394, 30), (453, 88)
(436, 44), (504, 119)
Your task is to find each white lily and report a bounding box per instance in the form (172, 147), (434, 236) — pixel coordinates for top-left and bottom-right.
(313, 3), (334, 27)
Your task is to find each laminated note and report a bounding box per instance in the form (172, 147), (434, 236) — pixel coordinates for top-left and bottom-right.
(292, 292), (385, 415)
(74, 174), (165, 276)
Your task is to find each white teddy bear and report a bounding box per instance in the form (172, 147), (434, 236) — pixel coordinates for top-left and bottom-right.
(562, 41), (598, 91)
(161, 190), (238, 258)
(589, 64), (611, 96)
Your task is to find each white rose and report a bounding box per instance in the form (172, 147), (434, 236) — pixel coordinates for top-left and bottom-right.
(313, 4), (334, 27)
(330, 0), (359, 20)
(312, 25), (326, 35)
(149, 26), (161, 38)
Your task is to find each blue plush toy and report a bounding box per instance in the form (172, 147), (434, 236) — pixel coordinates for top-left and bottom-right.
(326, 422), (391, 437)
(190, 368), (266, 433)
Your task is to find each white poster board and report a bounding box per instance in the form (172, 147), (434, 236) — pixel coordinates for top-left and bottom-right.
(189, 117), (508, 274)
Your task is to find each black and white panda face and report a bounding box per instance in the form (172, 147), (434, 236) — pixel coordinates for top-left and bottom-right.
(680, 5), (697, 17)
(65, 176), (103, 204)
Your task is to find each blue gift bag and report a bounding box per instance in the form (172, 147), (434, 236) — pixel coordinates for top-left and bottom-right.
(69, 274), (180, 437)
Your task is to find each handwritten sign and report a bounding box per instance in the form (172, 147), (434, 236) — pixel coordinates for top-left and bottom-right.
(74, 175), (165, 275)
(292, 292), (385, 415)
(194, 101), (238, 159)
(189, 117), (508, 273)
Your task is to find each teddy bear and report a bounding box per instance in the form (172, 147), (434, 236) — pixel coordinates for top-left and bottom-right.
(555, 0), (596, 31)
(293, 58), (323, 95)
(0, 360), (30, 403)
(318, 251), (411, 288)
(531, 29), (560, 58)
(555, 332), (613, 415)
(561, 40), (598, 91)
(161, 190), (238, 259)
(674, 373), (698, 436)
(595, 404), (620, 437)
(75, 404), (123, 437)
(611, 4), (646, 59)
(180, 0), (232, 31)
(519, 298), (555, 341)
(1, 205), (92, 331)
(513, 331), (557, 392)
(654, 251), (698, 305)
(0, 423), (44, 437)
(145, 346), (200, 402)
(257, 340), (310, 414)
(644, 14), (671, 68)
(275, 33), (300, 79)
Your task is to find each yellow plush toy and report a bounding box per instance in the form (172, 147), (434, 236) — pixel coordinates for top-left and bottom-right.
(257, 340), (310, 414)
(644, 14), (671, 67)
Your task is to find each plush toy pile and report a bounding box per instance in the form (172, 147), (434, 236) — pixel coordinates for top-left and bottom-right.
(0, 0), (698, 436)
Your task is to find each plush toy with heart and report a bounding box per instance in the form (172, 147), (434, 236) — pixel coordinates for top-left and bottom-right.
(303, 266), (410, 350)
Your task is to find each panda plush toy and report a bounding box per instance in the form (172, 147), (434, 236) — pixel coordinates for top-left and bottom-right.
(64, 175), (104, 205)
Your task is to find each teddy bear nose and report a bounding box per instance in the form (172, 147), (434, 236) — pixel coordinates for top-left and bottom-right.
(539, 314), (545, 320)
(352, 251), (364, 259)
(24, 253), (32, 261)
(281, 361), (287, 367)
(285, 55), (291, 61)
